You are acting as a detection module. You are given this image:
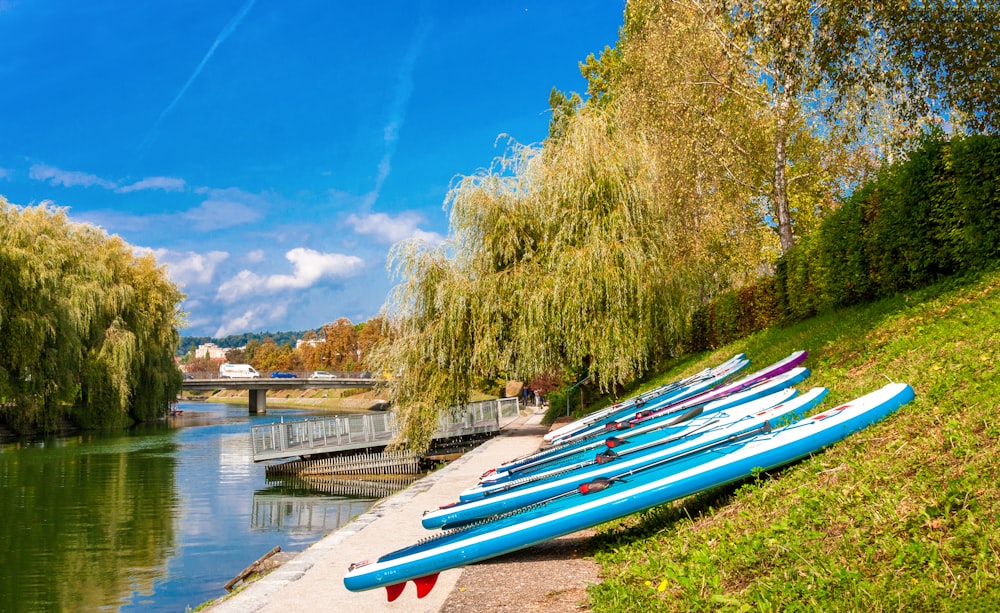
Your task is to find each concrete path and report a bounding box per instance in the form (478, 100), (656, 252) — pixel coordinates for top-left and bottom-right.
(205, 409), (549, 613)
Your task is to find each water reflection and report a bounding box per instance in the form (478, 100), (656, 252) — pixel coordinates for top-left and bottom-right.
(0, 402), (396, 612)
(0, 430), (179, 612)
(251, 490), (372, 535)
(252, 475), (421, 534)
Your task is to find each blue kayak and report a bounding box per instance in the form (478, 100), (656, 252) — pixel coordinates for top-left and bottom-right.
(543, 353), (748, 443)
(484, 365), (811, 485)
(550, 350), (807, 445)
(344, 382), (914, 600)
(423, 387), (829, 529)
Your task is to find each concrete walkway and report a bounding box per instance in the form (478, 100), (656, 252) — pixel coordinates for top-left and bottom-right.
(205, 408), (549, 613)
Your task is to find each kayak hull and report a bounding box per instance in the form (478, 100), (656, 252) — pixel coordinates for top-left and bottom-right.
(488, 365), (811, 484)
(344, 382), (914, 594)
(424, 387), (829, 529)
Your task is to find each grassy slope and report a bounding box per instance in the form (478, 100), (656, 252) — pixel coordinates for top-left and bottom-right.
(587, 268), (1000, 612)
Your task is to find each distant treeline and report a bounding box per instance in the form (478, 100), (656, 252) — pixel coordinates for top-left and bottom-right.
(179, 329), (318, 354)
(181, 317), (387, 374)
(688, 133), (1000, 350)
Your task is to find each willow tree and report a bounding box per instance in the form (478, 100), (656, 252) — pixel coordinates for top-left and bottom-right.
(373, 1), (790, 449)
(386, 108), (677, 448)
(0, 203), (77, 430)
(376, 111), (758, 448)
(0, 198), (184, 432)
(118, 248), (185, 422)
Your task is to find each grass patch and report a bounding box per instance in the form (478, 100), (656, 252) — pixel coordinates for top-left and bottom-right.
(586, 268), (1000, 611)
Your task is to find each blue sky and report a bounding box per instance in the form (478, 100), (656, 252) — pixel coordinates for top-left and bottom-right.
(0, 0), (625, 337)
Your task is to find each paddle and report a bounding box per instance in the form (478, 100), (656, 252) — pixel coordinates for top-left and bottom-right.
(577, 421), (773, 495)
(438, 421), (774, 530)
(496, 405), (708, 479)
(490, 406), (718, 485)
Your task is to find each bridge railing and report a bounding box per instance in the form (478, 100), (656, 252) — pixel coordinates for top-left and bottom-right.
(251, 397), (521, 462)
(182, 370), (374, 380)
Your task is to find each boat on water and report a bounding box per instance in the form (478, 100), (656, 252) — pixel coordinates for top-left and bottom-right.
(343, 382), (914, 600)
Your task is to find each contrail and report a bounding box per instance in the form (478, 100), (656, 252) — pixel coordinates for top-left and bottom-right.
(137, 0), (258, 154)
(363, 15), (432, 208)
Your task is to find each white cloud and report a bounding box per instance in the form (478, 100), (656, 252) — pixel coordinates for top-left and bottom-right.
(347, 211), (444, 245)
(215, 303), (288, 337)
(29, 163), (186, 195)
(216, 270), (259, 301)
(30, 164), (116, 189)
(150, 249), (230, 286)
(216, 247), (364, 302)
(117, 176), (186, 193)
(245, 249), (266, 263)
(182, 188), (266, 231)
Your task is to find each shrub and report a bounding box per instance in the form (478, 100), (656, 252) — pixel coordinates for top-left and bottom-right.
(691, 133), (1000, 342)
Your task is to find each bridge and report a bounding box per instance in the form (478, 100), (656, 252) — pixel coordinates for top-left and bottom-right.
(181, 373), (379, 413)
(250, 397), (522, 462)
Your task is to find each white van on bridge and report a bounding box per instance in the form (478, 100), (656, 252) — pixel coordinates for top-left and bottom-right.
(219, 363), (260, 379)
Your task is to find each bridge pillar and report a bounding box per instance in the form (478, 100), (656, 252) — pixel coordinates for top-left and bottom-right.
(249, 389), (267, 414)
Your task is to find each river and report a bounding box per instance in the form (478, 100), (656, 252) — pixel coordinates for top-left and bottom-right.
(0, 401), (383, 612)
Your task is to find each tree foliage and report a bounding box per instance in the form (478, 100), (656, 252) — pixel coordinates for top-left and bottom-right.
(318, 318), (360, 370)
(371, 1), (1000, 448)
(0, 199), (184, 432)
(251, 338), (294, 372)
(720, 0), (1000, 252)
(373, 2), (781, 449)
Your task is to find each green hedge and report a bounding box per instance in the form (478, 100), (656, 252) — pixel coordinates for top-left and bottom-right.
(689, 134), (1000, 350)
(688, 278), (780, 351)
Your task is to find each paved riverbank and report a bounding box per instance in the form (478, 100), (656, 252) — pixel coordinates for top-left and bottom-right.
(204, 408), (550, 613)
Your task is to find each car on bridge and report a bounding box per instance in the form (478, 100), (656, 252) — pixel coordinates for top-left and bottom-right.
(310, 370), (336, 379)
(220, 363), (260, 379)
(269, 371), (297, 379)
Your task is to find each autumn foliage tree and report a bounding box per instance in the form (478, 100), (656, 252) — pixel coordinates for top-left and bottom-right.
(317, 318), (359, 370)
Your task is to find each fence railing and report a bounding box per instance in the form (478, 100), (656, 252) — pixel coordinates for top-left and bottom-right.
(251, 397), (521, 462)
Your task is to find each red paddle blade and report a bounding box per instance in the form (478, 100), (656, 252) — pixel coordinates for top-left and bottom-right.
(414, 573), (440, 598)
(385, 581), (406, 602)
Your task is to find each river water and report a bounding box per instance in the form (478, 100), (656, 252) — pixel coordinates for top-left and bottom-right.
(0, 401), (380, 612)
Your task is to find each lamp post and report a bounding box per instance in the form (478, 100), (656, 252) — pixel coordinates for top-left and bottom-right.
(566, 375), (591, 417)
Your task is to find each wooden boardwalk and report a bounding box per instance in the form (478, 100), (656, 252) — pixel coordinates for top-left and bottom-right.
(250, 397), (521, 462)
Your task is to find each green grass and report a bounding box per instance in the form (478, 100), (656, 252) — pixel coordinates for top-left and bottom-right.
(586, 268), (1000, 612)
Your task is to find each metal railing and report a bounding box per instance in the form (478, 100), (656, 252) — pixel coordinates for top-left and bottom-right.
(251, 397), (521, 462)
(182, 369), (375, 380)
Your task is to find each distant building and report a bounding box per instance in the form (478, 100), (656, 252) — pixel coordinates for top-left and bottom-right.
(195, 343), (230, 360)
(295, 338), (325, 349)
